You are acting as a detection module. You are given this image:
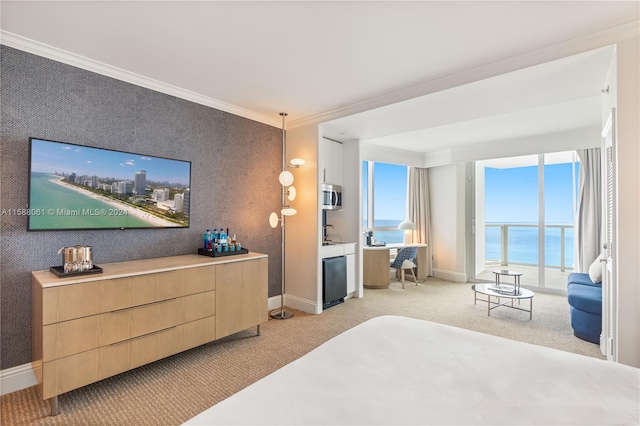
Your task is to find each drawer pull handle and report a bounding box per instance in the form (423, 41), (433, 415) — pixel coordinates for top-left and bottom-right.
(110, 326), (177, 346)
(109, 298), (176, 313)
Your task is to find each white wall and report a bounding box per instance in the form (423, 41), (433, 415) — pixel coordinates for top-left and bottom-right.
(612, 36), (640, 367)
(284, 123), (320, 313)
(474, 163), (486, 276)
(428, 163), (467, 282)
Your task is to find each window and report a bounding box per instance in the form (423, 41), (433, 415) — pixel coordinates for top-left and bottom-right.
(362, 161), (408, 244)
(477, 151), (579, 289)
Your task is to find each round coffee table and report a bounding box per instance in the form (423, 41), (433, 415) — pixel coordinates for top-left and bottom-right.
(472, 283), (534, 319)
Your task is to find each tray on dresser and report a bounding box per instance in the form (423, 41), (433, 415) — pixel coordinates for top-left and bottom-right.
(49, 265), (104, 278)
(198, 248), (249, 257)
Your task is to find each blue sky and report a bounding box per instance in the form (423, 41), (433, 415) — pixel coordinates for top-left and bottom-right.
(30, 139), (191, 185)
(485, 162), (578, 224)
(362, 162), (408, 223)
(373, 163), (407, 221)
(364, 160), (577, 225)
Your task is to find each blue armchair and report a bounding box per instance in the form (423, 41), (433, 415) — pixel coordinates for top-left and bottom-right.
(567, 272), (602, 344)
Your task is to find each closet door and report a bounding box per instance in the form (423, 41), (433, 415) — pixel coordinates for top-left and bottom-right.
(601, 109), (617, 360)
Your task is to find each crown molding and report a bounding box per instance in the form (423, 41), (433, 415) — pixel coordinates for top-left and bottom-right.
(289, 19), (640, 130)
(0, 30), (281, 128)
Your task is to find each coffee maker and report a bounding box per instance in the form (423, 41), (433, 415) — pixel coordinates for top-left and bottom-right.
(364, 231), (373, 247)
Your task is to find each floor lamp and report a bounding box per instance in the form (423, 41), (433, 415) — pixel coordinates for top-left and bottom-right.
(269, 112), (304, 320)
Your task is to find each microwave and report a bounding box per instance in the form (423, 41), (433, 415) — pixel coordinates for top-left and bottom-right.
(322, 183), (342, 210)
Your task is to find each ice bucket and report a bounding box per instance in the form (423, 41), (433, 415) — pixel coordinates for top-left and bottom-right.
(58, 245), (93, 273)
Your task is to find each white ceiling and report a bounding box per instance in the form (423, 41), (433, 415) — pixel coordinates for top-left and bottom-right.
(1, 1), (638, 155)
(323, 45), (614, 151)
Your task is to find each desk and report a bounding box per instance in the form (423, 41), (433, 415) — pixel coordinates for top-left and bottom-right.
(363, 243), (428, 289)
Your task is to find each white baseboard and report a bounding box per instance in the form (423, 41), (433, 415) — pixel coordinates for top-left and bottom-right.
(1, 362), (37, 396)
(433, 269), (467, 283)
(268, 295), (282, 311)
(268, 294), (317, 315)
(285, 295), (317, 314)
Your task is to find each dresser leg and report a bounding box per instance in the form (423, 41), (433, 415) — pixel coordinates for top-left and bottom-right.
(49, 396), (59, 416)
(256, 324), (261, 336)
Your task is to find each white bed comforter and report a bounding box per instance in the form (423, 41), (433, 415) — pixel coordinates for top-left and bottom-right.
(184, 315), (640, 425)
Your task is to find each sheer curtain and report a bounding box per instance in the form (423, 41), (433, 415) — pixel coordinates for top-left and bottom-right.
(576, 148), (602, 272)
(408, 167), (433, 276)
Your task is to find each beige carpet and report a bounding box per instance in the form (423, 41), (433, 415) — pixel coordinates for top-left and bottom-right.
(1, 278), (603, 425)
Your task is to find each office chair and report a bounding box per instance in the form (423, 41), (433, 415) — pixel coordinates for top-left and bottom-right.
(390, 246), (418, 289)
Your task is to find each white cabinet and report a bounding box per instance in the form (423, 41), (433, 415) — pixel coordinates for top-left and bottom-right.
(321, 138), (342, 185)
(346, 253), (356, 294)
(343, 243), (356, 294)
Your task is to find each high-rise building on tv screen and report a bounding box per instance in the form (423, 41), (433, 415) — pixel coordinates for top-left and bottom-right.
(27, 138), (191, 230)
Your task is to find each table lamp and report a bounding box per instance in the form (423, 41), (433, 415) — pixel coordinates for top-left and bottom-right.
(398, 220), (416, 244)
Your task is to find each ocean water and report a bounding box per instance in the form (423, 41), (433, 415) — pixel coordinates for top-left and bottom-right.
(29, 172), (153, 229)
(486, 225), (574, 269)
(367, 219), (574, 269)
(368, 219), (404, 244)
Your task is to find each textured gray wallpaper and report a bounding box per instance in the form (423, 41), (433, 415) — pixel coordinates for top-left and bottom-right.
(0, 46), (283, 370)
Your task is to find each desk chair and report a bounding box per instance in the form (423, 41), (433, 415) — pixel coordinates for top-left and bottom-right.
(390, 246), (418, 289)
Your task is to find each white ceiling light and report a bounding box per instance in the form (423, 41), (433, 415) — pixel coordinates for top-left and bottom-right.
(279, 170), (294, 186)
(281, 207), (297, 216)
(269, 212), (280, 229)
(287, 186), (297, 201)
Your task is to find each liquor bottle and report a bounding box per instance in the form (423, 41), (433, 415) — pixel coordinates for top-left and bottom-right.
(213, 228), (219, 245)
(226, 228), (231, 246)
(219, 227), (227, 245)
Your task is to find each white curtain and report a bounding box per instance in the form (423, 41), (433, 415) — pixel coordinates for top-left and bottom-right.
(576, 149), (602, 272)
(408, 167), (433, 276)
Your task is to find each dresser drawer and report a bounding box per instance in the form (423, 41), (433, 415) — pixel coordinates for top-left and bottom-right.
(98, 271), (182, 313)
(42, 292), (214, 362)
(41, 316), (215, 399)
(42, 324), (184, 399)
(42, 282), (99, 325)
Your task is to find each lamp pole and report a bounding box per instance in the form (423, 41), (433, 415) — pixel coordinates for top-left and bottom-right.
(271, 113), (293, 319)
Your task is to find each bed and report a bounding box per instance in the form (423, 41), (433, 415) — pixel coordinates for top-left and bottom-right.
(184, 316), (640, 425)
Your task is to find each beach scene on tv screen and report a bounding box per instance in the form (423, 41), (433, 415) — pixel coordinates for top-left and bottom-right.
(29, 139), (191, 230)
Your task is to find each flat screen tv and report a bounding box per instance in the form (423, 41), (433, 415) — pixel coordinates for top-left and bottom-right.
(28, 138), (191, 230)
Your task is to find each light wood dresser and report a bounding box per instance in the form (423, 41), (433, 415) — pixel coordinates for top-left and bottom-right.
(31, 253), (268, 415)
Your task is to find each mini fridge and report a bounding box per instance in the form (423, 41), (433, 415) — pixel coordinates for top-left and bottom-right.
(322, 255), (347, 310)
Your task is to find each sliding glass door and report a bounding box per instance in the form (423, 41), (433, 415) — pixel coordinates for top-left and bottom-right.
(544, 152), (579, 277)
(474, 152), (579, 289)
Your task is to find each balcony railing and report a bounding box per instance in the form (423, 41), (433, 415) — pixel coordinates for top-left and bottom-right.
(485, 223), (574, 272)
